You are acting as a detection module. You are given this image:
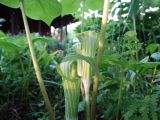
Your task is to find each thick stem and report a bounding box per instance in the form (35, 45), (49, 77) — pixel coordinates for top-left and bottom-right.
(96, 0), (110, 66)
(91, 74), (99, 120)
(19, 1), (54, 120)
(91, 0), (110, 119)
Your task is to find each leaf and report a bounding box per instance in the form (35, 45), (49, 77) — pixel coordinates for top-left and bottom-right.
(135, 62), (160, 69)
(128, 0), (139, 17)
(32, 37), (49, 44)
(44, 80), (61, 86)
(0, 0), (61, 26)
(0, 36), (28, 52)
(62, 53), (99, 75)
(86, 0), (104, 10)
(60, 0), (81, 15)
(103, 54), (131, 68)
(146, 43), (159, 53)
(140, 56), (149, 63)
(0, 41), (20, 53)
(23, 0), (62, 26)
(0, 0), (20, 8)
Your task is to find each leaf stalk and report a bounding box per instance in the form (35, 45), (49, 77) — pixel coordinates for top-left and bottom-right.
(91, 0), (110, 119)
(19, 1), (54, 120)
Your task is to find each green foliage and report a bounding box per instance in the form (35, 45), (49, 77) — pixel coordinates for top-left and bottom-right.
(122, 31), (142, 60)
(60, 0), (104, 15)
(0, 0), (20, 8)
(0, 33), (63, 119)
(23, 0), (61, 26)
(0, 41), (20, 53)
(0, 30), (5, 37)
(60, 0), (81, 15)
(145, 0), (160, 7)
(128, 0), (139, 18)
(1, 0), (160, 119)
(86, 0), (104, 10)
(146, 43), (160, 53)
(124, 86), (160, 120)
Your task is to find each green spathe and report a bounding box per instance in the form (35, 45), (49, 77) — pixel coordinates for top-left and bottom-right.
(76, 31), (98, 79)
(75, 31), (98, 120)
(60, 61), (81, 120)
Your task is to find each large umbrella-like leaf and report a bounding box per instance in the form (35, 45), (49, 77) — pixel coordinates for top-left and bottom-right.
(0, 0), (62, 26)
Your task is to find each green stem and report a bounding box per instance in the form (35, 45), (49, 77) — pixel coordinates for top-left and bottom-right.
(116, 72), (124, 120)
(19, 1), (54, 120)
(81, 0), (86, 32)
(91, 0), (110, 119)
(132, 16), (136, 32)
(19, 56), (28, 101)
(19, 56), (25, 77)
(151, 66), (157, 84)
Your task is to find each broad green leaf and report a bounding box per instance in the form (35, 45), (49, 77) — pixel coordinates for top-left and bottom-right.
(0, 41), (20, 53)
(32, 37), (49, 44)
(60, 0), (104, 15)
(86, 0), (104, 10)
(23, 0), (62, 26)
(0, 0), (20, 8)
(60, 0), (81, 15)
(0, 36), (28, 50)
